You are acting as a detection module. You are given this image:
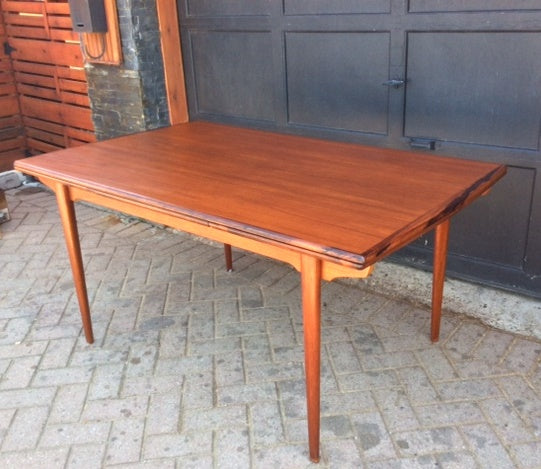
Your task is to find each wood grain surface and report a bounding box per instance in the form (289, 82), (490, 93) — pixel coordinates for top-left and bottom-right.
(15, 121), (506, 268)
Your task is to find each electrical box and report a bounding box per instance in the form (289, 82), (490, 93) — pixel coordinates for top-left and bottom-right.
(68, 0), (107, 33)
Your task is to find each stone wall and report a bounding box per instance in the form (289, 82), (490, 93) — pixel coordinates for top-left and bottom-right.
(86, 0), (169, 140)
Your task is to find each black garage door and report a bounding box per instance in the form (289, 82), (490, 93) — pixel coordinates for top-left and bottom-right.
(177, 1), (541, 298)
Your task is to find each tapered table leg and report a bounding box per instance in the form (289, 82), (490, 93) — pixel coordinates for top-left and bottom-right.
(431, 219), (450, 343)
(55, 184), (94, 344)
(224, 243), (233, 271)
(301, 254), (322, 463)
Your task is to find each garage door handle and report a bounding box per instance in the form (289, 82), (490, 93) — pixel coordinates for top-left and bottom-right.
(382, 79), (406, 88)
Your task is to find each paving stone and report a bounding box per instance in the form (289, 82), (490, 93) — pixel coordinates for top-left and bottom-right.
(415, 347), (458, 381)
(327, 341), (362, 374)
(105, 418), (145, 465)
(33, 366), (93, 387)
(461, 423), (516, 469)
(182, 404), (247, 432)
(218, 381), (278, 408)
(215, 350), (245, 386)
(415, 401), (484, 427)
(66, 443), (106, 468)
(181, 371), (214, 409)
(145, 389), (182, 435)
(1, 406), (49, 451)
(393, 426), (466, 457)
(250, 401), (286, 446)
(372, 388), (419, 433)
(397, 366), (439, 403)
(322, 438), (364, 468)
(81, 395), (149, 421)
(252, 444), (314, 469)
(215, 426), (251, 468)
(435, 378), (501, 401)
(510, 440), (541, 468)
(39, 421), (111, 447)
(0, 355), (40, 389)
(435, 451), (478, 469)
(142, 432), (212, 459)
(0, 447), (69, 469)
(88, 362), (125, 400)
(337, 369), (399, 392)
(0, 387), (57, 409)
(480, 397), (535, 443)
(351, 411), (396, 460)
(48, 383), (88, 423)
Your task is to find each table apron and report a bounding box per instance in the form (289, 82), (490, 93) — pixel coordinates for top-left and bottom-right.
(51, 181), (374, 282)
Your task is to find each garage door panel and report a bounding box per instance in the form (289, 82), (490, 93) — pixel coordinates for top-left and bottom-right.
(286, 32), (390, 134)
(189, 31), (275, 121)
(284, 0), (390, 15)
(409, 0), (541, 13)
(405, 32), (541, 151)
(447, 166), (534, 267)
(411, 166), (534, 271)
(184, 0), (271, 17)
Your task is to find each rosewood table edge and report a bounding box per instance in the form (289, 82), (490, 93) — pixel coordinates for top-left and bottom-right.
(361, 164), (507, 266)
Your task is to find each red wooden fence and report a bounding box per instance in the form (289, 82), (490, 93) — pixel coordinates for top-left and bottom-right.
(0, 0), (95, 172)
(0, 6), (23, 172)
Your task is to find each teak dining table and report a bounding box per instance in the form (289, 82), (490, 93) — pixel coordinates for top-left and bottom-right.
(14, 122), (506, 462)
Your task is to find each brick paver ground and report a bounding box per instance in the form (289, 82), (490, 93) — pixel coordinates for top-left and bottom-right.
(0, 186), (540, 468)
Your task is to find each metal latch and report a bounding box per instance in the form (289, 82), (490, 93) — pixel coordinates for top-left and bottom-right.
(382, 79), (406, 89)
(410, 138), (436, 150)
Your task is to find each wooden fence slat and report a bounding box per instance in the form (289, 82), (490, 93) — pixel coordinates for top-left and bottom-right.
(12, 60), (55, 75)
(1, 1), (44, 14)
(50, 28), (78, 42)
(45, 2), (70, 15)
(20, 95), (62, 122)
(61, 103), (93, 131)
(10, 38), (84, 67)
(46, 16), (73, 29)
(4, 13), (44, 27)
(66, 127), (95, 143)
(26, 137), (61, 153)
(0, 96), (18, 117)
(23, 116), (64, 135)
(26, 127), (65, 146)
(18, 84), (59, 101)
(57, 66), (86, 81)
(0, 71), (16, 84)
(20, 96), (94, 132)
(58, 78), (87, 93)
(6, 25), (48, 39)
(0, 82), (16, 94)
(0, 115), (22, 127)
(60, 91), (90, 107)
(0, 136), (24, 152)
(15, 72), (56, 88)
(0, 126), (21, 141)
(0, 148), (24, 172)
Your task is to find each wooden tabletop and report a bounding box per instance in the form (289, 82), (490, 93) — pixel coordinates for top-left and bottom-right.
(14, 121), (506, 268)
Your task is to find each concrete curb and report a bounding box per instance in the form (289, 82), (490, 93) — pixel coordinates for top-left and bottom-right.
(353, 261), (541, 341)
